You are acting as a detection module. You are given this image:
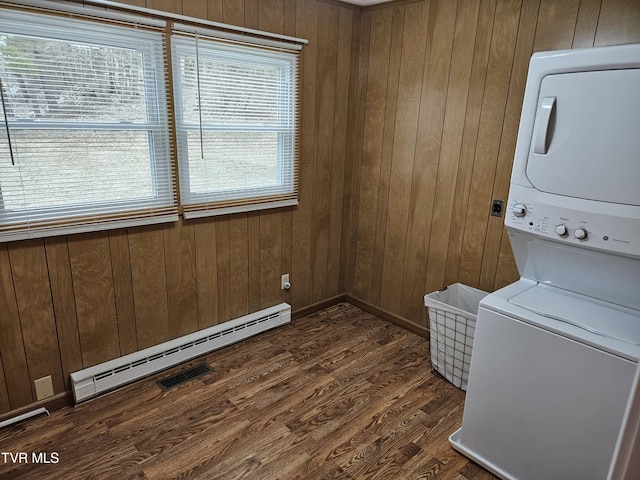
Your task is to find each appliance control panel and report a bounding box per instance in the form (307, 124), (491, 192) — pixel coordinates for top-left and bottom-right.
(506, 185), (639, 258)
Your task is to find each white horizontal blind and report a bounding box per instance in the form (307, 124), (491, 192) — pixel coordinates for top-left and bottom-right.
(172, 33), (299, 218)
(0, 9), (177, 241)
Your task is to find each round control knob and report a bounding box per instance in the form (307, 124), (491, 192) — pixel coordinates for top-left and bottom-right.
(555, 224), (568, 237)
(512, 203), (527, 217)
(574, 228), (588, 240)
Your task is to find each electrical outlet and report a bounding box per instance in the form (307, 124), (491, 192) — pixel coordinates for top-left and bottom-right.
(34, 375), (54, 401)
(491, 199), (504, 217)
(281, 273), (290, 290)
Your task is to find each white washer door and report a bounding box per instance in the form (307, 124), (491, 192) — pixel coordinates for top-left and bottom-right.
(526, 69), (640, 206)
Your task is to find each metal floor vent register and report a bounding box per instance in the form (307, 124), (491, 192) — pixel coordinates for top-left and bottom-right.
(157, 363), (212, 392)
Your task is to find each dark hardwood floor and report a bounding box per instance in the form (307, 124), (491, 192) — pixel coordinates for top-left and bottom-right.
(0, 302), (497, 479)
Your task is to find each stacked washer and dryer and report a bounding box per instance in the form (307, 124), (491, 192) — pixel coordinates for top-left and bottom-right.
(449, 44), (640, 479)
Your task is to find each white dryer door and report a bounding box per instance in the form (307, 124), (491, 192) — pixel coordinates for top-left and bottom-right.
(526, 68), (640, 206)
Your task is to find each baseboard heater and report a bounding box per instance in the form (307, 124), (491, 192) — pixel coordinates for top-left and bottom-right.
(70, 303), (291, 403)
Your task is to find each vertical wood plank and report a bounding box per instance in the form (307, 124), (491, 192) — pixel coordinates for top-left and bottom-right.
(246, 0), (271, 312)
(341, 10), (367, 296)
(163, 220), (199, 339)
(9, 240), (64, 394)
(370, 5), (404, 306)
(444, 0), (496, 287)
(281, 0), (296, 306)
(260, 211), (282, 308)
(245, 0), (259, 29)
(353, 9), (393, 302)
(223, 0), (245, 26)
(255, 1), (285, 309)
(424, 0), (480, 295)
(310, 2), (338, 303)
(572, 0), (602, 48)
(181, 0), (207, 19)
(594, 0), (640, 46)
(532, 0), (580, 51)
(480, 0), (540, 292)
(458, 0), (521, 289)
(284, 0), (296, 37)
(281, 207), (293, 305)
(229, 214), (250, 318)
(0, 355), (10, 413)
(379, 1), (430, 313)
(236, 0), (262, 316)
(44, 236), (83, 390)
(327, 6), (353, 298)
(128, 226), (170, 350)
(216, 217), (232, 323)
(259, 0), (284, 34)
(194, 219), (218, 328)
(400, 0), (458, 323)
(248, 212), (262, 311)
(68, 233), (121, 367)
(206, 0), (224, 22)
(109, 229), (138, 355)
(292, 0), (318, 309)
(0, 245), (32, 409)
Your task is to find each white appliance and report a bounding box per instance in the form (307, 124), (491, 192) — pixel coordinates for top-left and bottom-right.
(449, 43), (640, 480)
(608, 360), (640, 480)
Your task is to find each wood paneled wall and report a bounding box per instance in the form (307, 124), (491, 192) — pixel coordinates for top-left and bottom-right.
(1, 0), (639, 414)
(0, 0), (357, 414)
(344, 0), (640, 326)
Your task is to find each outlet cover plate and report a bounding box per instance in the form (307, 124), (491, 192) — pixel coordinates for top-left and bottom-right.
(491, 199), (504, 217)
(34, 375), (54, 401)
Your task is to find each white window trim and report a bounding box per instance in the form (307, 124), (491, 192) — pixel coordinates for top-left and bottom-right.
(0, 8), (177, 242)
(171, 33), (300, 219)
(0, 213), (179, 243)
(0, 1), (306, 242)
(183, 199), (297, 220)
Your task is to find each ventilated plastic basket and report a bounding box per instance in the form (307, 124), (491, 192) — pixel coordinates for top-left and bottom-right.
(424, 283), (488, 391)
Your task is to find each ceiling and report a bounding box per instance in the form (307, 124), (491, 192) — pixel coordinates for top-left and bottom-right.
(340, 0), (391, 5)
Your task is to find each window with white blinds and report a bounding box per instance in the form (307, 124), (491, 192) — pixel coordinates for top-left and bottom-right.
(172, 33), (299, 218)
(0, 9), (176, 241)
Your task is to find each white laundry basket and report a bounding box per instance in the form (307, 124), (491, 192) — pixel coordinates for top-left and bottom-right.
(424, 284), (488, 391)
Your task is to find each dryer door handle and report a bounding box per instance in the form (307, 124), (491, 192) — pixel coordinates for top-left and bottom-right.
(533, 96), (556, 155)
